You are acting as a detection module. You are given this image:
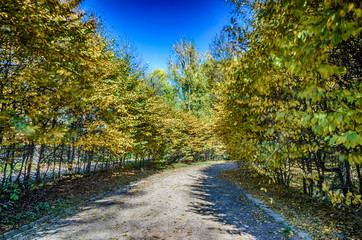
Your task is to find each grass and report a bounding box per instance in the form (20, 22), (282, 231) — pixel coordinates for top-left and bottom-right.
(0, 165), (154, 234)
(191, 160), (228, 165)
(152, 160), (227, 171)
(0, 163), (37, 174)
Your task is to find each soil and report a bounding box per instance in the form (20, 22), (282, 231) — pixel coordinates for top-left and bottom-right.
(7, 163), (298, 240)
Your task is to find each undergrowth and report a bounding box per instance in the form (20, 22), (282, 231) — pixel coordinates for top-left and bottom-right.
(221, 166), (362, 240)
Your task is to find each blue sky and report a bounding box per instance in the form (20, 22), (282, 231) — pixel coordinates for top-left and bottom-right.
(81, 0), (231, 71)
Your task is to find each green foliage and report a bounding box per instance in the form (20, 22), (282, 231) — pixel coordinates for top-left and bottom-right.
(54, 199), (72, 213)
(10, 193), (19, 201)
(283, 227), (293, 238)
(145, 69), (177, 106)
(215, 0), (362, 208)
(168, 39), (212, 118)
(35, 202), (50, 215)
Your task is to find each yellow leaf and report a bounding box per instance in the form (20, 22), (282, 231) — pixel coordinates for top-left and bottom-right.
(347, 3), (355, 12)
(326, 18), (333, 29)
(339, 10), (346, 17)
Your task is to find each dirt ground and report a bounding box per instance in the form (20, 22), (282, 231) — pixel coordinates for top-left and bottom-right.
(9, 163), (298, 240)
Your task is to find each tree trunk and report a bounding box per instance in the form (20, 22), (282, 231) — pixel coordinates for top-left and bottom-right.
(15, 144), (27, 184)
(1, 144), (12, 186)
(344, 160), (353, 194)
(35, 144), (45, 183)
(76, 147), (81, 173)
(301, 157), (307, 194)
(336, 164), (348, 196)
(356, 163), (362, 195)
(24, 142), (35, 185)
(67, 144), (74, 174)
(8, 146), (16, 183)
(58, 145), (64, 179)
(52, 144), (57, 180)
(306, 153), (313, 195)
(86, 151), (93, 174)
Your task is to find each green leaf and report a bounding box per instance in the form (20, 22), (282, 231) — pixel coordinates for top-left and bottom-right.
(10, 193), (19, 201)
(347, 133), (359, 148)
(329, 136), (337, 145)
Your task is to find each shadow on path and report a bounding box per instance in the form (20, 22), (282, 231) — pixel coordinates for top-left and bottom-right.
(187, 163), (288, 239)
(10, 187), (148, 239)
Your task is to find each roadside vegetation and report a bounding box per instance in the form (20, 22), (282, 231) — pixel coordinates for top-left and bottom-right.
(213, 0), (361, 210)
(222, 166), (361, 239)
(214, 0), (361, 238)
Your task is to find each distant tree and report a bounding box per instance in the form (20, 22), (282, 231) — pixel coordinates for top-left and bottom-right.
(168, 39), (211, 118)
(145, 69), (177, 106)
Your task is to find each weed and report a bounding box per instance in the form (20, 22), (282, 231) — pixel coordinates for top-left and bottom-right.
(35, 202), (51, 215)
(54, 199), (72, 213)
(283, 226), (293, 238)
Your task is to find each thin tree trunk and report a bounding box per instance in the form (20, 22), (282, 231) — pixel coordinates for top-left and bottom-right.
(44, 146), (52, 179)
(52, 144), (57, 180)
(345, 160), (353, 194)
(24, 142), (35, 185)
(76, 147), (81, 174)
(301, 157), (307, 194)
(1, 144), (12, 186)
(58, 144), (64, 179)
(86, 151), (93, 174)
(35, 144), (45, 183)
(306, 153), (313, 195)
(67, 145), (73, 174)
(15, 144), (27, 184)
(8, 145), (16, 183)
(356, 164), (362, 194)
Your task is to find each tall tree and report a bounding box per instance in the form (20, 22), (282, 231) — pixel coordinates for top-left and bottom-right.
(145, 69), (177, 106)
(168, 39), (211, 118)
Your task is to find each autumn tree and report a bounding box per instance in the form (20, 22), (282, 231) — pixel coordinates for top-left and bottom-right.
(214, 0), (362, 207)
(0, 0), (226, 207)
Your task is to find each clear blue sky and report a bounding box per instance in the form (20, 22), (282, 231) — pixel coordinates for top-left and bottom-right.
(81, 0), (231, 71)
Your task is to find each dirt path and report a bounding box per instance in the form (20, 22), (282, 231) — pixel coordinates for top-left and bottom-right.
(10, 163), (294, 239)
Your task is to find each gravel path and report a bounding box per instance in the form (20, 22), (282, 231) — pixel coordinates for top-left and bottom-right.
(11, 163), (292, 240)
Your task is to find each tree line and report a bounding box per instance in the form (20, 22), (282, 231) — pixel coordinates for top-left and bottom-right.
(212, 0), (361, 207)
(0, 0), (223, 204)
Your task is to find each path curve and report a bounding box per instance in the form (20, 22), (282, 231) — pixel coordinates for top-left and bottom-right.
(11, 163), (294, 239)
